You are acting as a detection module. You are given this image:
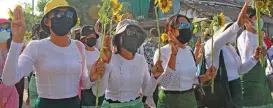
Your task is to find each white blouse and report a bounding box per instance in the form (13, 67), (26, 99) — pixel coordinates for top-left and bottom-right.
(237, 30), (266, 73)
(205, 22), (258, 81)
(153, 45), (198, 91)
(100, 54), (157, 102)
(2, 39), (93, 99)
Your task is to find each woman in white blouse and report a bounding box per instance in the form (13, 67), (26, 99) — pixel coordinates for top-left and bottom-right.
(92, 19), (161, 108)
(153, 14), (216, 108)
(1, 1), (94, 108)
(79, 25), (105, 108)
(203, 3), (265, 108)
(237, 7), (273, 107)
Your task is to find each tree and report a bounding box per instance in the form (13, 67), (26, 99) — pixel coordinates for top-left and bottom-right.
(37, 0), (48, 14)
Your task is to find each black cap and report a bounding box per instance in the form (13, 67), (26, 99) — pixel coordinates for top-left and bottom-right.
(80, 25), (99, 39)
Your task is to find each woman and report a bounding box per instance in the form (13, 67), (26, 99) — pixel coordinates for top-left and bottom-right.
(2, 1), (93, 108)
(28, 23), (49, 108)
(237, 7), (273, 107)
(80, 25), (104, 108)
(153, 14), (216, 108)
(0, 20), (19, 108)
(203, 2), (266, 108)
(92, 19), (160, 108)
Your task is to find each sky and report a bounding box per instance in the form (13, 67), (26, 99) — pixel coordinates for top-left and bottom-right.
(0, 0), (37, 19)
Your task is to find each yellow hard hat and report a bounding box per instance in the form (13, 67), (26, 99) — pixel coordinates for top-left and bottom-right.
(41, 0), (78, 34)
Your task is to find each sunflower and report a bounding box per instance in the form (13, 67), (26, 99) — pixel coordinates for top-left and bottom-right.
(256, 1), (265, 8)
(7, 8), (14, 20)
(112, 0), (123, 15)
(219, 12), (225, 27)
(161, 33), (168, 42)
(158, 0), (172, 13)
(154, 0), (158, 5)
(14, 4), (22, 8)
(113, 14), (122, 23)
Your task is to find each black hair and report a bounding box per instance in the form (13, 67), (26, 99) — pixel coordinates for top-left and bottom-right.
(164, 14), (191, 33)
(223, 23), (233, 31)
(246, 7), (256, 19)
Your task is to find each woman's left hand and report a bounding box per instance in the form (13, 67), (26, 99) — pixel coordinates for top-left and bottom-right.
(253, 46), (266, 61)
(102, 36), (112, 63)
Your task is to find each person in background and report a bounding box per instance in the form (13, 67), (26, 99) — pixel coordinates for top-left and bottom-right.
(264, 32), (272, 49)
(94, 19), (102, 49)
(237, 7), (273, 107)
(2, 1), (94, 108)
(74, 26), (81, 40)
(138, 27), (159, 107)
(80, 25), (105, 108)
(266, 38), (273, 93)
(0, 19), (19, 108)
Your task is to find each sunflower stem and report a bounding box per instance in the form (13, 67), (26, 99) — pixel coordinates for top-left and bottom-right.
(211, 29), (215, 94)
(256, 3), (265, 67)
(96, 23), (106, 108)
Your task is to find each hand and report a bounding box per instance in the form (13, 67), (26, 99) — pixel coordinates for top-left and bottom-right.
(202, 66), (216, 82)
(11, 6), (26, 43)
(253, 46), (266, 61)
(144, 104), (151, 108)
(237, 2), (249, 26)
(90, 59), (105, 82)
(197, 47), (204, 60)
(102, 36), (112, 63)
(244, 20), (254, 32)
(195, 38), (201, 50)
(152, 60), (164, 79)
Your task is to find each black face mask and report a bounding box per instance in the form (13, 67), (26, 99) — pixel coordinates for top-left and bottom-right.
(86, 38), (97, 47)
(177, 28), (192, 44)
(51, 16), (73, 36)
(75, 33), (81, 40)
(39, 32), (48, 39)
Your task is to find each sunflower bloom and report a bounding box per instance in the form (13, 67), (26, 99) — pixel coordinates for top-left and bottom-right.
(14, 4), (22, 8)
(7, 8), (14, 20)
(161, 33), (168, 42)
(158, 0), (172, 13)
(219, 12), (225, 27)
(113, 3), (123, 15)
(114, 14), (122, 23)
(256, 1), (265, 8)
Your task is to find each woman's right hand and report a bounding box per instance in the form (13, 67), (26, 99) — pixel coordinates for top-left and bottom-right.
(90, 59), (105, 82)
(152, 60), (164, 79)
(11, 6), (26, 43)
(237, 1), (248, 26)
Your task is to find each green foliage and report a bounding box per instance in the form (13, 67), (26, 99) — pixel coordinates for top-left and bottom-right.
(37, 0), (48, 14)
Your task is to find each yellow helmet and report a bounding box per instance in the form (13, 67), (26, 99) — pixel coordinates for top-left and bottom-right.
(41, 0), (78, 33)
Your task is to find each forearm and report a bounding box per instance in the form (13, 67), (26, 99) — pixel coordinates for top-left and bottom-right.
(167, 53), (177, 70)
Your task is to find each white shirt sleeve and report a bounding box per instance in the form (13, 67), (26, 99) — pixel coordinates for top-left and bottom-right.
(205, 22), (240, 68)
(2, 41), (37, 85)
(237, 31), (258, 74)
